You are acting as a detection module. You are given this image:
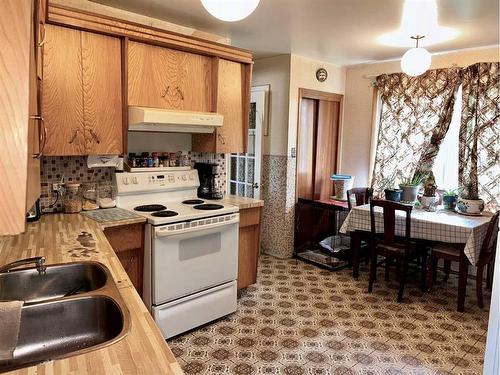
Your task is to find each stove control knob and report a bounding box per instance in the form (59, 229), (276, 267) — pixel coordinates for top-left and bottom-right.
(168, 174), (175, 183)
(122, 177), (129, 185)
(181, 175), (188, 181)
(132, 176), (138, 184)
(189, 174), (195, 180)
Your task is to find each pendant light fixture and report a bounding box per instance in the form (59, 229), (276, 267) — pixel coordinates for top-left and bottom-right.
(401, 35), (432, 77)
(200, 0), (260, 22)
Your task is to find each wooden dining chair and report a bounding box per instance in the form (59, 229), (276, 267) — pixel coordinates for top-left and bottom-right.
(427, 211), (499, 310)
(368, 199), (426, 302)
(347, 188), (373, 211)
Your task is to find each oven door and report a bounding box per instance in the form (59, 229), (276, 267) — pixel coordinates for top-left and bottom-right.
(152, 214), (239, 305)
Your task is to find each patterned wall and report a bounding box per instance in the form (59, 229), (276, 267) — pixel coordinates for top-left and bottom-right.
(260, 155), (296, 259)
(40, 153), (227, 213)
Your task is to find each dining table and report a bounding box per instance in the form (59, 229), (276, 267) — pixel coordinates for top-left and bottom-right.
(340, 204), (493, 279)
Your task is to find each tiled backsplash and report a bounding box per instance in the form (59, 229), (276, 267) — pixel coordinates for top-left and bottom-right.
(40, 153), (227, 213)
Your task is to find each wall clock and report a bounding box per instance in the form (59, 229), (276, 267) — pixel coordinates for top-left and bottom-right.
(316, 68), (328, 82)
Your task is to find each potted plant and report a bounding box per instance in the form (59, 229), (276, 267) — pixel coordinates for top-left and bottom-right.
(456, 182), (485, 215)
(399, 172), (427, 204)
(420, 173), (438, 209)
(380, 178), (402, 202)
(442, 189), (459, 210)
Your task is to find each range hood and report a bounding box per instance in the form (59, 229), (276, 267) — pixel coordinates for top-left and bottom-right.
(128, 106), (223, 134)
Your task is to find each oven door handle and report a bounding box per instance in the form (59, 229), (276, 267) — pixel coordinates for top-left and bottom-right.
(154, 215), (240, 238)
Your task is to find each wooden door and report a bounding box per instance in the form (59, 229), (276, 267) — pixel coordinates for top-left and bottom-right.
(296, 89), (342, 201)
(296, 98), (317, 200)
(128, 41), (212, 112)
(314, 100), (340, 200)
(43, 24), (85, 155)
(81, 31), (122, 155)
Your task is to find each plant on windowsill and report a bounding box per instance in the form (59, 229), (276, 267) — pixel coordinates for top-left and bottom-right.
(399, 172), (427, 204)
(420, 172), (438, 209)
(456, 182), (485, 215)
(380, 177), (402, 202)
(442, 189), (459, 210)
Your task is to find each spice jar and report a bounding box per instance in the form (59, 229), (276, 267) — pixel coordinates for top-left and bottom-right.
(98, 183), (116, 209)
(82, 183), (99, 211)
(63, 183), (82, 213)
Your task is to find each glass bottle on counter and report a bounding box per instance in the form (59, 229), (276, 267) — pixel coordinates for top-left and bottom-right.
(82, 182), (99, 211)
(98, 183), (116, 208)
(63, 183), (82, 213)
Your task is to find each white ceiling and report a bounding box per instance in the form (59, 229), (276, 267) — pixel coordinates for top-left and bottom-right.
(94, 0), (499, 66)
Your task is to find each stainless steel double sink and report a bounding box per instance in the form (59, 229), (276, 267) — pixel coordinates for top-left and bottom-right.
(0, 261), (130, 372)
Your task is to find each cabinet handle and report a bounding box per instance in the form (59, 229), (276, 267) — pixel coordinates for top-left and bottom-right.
(160, 86), (170, 99)
(89, 129), (100, 144)
(69, 129), (81, 144)
(218, 133), (226, 145)
(175, 86), (184, 100)
(30, 115), (46, 159)
(38, 22), (46, 47)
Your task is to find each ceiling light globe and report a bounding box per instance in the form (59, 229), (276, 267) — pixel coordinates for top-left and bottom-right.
(401, 47), (432, 76)
(200, 0), (260, 22)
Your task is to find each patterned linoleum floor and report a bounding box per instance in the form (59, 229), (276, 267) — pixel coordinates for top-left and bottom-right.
(168, 255), (490, 375)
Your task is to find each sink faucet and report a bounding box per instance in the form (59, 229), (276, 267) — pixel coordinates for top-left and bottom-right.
(0, 256), (47, 274)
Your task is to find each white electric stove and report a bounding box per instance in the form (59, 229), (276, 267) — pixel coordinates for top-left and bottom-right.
(114, 170), (239, 339)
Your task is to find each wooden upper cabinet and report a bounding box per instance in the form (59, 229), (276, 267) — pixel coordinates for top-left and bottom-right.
(42, 25), (122, 156)
(215, 59), (246, 153)
(81, 32), (122, 155)
(192, 58), (251, 154)
(1, 0), (42, 235)
(128, 41), (212, 112)
(43, 25), (85, 155)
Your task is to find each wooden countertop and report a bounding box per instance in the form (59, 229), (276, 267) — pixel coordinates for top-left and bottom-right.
(217, 195), (264, 209)
(0, 213), (183, 375)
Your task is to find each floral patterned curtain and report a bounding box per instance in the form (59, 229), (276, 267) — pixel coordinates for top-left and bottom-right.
(459, 62), (500, 211)
(371, 68), (461, 194)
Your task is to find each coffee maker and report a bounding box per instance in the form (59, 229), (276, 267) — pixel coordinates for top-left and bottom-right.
(194, 162), (223, 200)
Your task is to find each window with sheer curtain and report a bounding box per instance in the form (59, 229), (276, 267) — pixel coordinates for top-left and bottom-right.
(432, 85), (462, 191)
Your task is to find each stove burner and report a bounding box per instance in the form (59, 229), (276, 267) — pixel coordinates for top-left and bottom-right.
(151, 210), (179, 217)
(182, 199), (205, 205)
(193, 204), (224, 211)
(134, 204), (167, 212)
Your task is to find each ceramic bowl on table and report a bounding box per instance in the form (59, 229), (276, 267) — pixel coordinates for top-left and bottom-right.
(456, 197), (485, 215)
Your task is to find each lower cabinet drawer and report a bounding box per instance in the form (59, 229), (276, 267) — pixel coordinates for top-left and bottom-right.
(153, 280), (237, 339)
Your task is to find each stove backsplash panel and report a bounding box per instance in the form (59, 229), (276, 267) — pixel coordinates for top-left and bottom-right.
(40, 153), (227, 213)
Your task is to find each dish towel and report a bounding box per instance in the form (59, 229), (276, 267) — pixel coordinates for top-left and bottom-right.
(0, 300), (24, 360)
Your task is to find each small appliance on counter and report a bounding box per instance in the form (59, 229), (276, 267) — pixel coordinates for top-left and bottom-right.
(194, 162), (223, 200)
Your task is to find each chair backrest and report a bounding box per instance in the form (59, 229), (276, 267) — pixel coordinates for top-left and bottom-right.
(347, 187), (373, 210)
(479, 211), (500, 261)
(370, 199), (413, 245)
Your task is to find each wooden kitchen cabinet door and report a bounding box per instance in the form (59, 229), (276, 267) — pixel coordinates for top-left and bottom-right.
(104, 223), (145, 297)
(42, 24), (85, 155)
(237, 207), (262, 289)
(128, 41), (212, 112)
(81, 32), (122, 155)
(192, 59), (251, 153)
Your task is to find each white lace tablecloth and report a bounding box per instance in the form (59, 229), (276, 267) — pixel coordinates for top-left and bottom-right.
(339, 204), (493, 265)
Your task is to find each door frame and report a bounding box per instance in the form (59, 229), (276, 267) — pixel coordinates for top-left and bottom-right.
(295, 88), (344, 202)
(226, 84), (268, 199)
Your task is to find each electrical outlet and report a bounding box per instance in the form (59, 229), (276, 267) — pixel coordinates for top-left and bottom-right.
(52, 183), (64, 191)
